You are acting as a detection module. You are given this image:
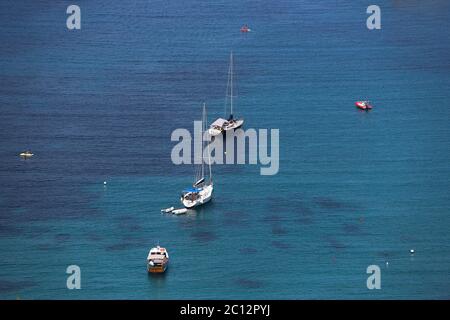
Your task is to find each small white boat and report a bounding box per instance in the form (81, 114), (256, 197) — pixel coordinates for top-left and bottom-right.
(172, 208), (188, 215)
(208, 52), (244, 135)
(147, 246), (169, 273)
(161, 207), (174, 214)
(181, 104), (214, 209)
(19, 151), (34, 158)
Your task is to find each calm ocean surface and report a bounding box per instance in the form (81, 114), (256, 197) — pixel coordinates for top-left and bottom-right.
(0, 0), (449, 299)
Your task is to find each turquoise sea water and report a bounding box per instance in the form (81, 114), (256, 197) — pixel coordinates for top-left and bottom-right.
(0, 0), (449, 299)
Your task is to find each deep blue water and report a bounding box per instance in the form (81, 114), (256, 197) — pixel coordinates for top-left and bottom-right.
(1, 0), (449, 299)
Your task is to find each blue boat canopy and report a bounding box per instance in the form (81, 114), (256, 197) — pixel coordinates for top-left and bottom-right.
(183, 187), (201, 193)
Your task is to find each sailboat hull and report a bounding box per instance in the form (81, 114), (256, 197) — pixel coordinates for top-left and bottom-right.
(208, 128), (223, 136)
(182, 184), (213, 208)
(224, 119), (244, 131)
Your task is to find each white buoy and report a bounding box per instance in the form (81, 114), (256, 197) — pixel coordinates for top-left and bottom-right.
(103, 181), (107, 185)
(386, 261), (389, 267)
(410, 249), (415, 254)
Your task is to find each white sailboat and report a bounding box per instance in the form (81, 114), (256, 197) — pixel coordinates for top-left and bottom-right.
(208, 52), (244, 136)
(181, 103), (214, 208)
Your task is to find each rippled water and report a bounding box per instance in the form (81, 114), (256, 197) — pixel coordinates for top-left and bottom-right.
(0, 0), (449, 299)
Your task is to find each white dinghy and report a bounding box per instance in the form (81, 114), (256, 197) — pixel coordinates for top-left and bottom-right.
(161, 207), (174, 214)
(172, 208), (188, 215)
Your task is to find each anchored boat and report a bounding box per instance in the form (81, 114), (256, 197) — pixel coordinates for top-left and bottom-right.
(240, 24), (251, 33)
(161, 207), (174, 214)
(355, 101), (373, 111)
(181, 104), (214, 208)
(147, 246), (169, 273)
(19, 151), (34, 158)
(172, 208), (188, 215)
(208, 52), (244, 136)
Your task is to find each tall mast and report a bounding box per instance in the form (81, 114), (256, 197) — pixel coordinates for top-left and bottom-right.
(230, 52), (233, 117)
(204, 103), (212, 183)
(201, 103), (206, 180)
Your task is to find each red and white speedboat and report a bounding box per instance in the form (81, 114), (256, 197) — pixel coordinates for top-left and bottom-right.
(240, 24), (251, 33)
(355, 101), (373, 111)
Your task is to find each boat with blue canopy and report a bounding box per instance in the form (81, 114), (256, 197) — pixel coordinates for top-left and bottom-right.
(181, 103), (214, 208)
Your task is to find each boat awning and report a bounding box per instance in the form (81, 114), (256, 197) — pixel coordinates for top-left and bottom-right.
(147, 254), (166, 262)
(183, 187), (201, 193)
(210, 118), (228, 127)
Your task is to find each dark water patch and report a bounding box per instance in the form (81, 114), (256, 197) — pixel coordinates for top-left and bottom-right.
(271, 241), (293, 250)
(400, 234), (418, 243)
(0, 224), (22, 236)
(115, 215), (136, 223)
(116, 215), (138, 226)
(225, 211), (248, 219)
(114, 215), (144, 232)
(35, 243), (64, 251)
(55, 233), (71, 242)
(314, 197), (345, 209)
(223, 218), (249, 227)
(296, 216), (314, 225)
(119, 234), (148, 246)
(179, 218), (210, 229)
(26, 226), (52, 239)
(342, 223), (362, 234)
(314, 197), (361, 214)
(298, 207), (314, 217)
(234, 278), (264, 289)
(262, 214), (282, 223)
(86, 232), (102, 242)
(266, 197), (315, 221)
(239, 247), (258, 254)
(223, 211), (250, 227)
(265, 196), (289, 213)
(0, 280), (35, 294)
(292, 200), (314, 215)
(271, 225), (288, 235)
(0, 177), (104, 225)
(118, 222), (143, 232)
(106, 242), (136, 251)
(190, 231), (217, 243)
(292, 201), (315, 224)
(377, 251), (394, 259)
(126, 224), (142, 232)
(325, 237), (347, 250)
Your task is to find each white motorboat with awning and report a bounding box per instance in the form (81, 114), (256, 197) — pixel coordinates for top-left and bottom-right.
(147, 246), (169, 273)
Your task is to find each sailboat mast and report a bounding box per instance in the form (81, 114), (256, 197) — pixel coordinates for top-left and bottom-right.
(201, 103), (206, 180)
(202, 103), (212, 183)
(204, 104), (212, 183)
(230, 52), (233, 117)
